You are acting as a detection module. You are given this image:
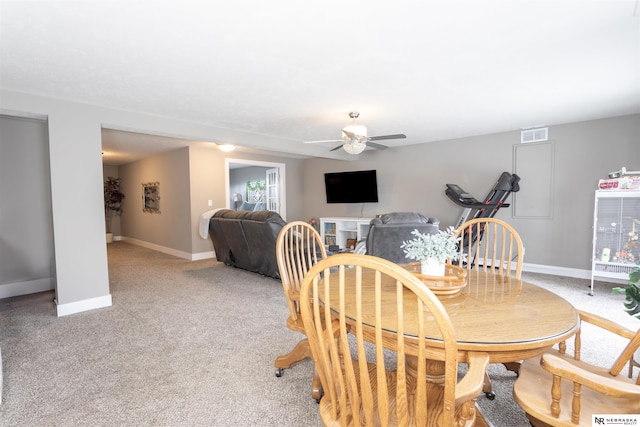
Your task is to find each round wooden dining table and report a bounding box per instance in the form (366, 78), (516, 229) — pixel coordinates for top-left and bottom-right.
(327, 265), (580, 364)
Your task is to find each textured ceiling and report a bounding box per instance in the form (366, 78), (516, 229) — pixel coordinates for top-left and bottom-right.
(2, 1), (639, 164)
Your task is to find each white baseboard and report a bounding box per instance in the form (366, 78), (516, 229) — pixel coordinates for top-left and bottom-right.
(0, 278), (55, 299)
(120, 237), (194, 260)
(0, 280), (111, 317)
(521, 262), (627, 284)
(56, 294), (112, 317)
(120, 237), (215, 261)
(522, 262), (591, 279)
(192, 251), (215, 261)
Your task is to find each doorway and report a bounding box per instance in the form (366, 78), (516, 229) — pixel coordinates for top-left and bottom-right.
(225, 158), (286, 220)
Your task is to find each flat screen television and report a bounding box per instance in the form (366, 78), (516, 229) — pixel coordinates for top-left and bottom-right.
(324, 170), (379, 203)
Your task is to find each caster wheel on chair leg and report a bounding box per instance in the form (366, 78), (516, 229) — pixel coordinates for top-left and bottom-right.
(485, 391), (496, 400)
(275, 368), (284, 377)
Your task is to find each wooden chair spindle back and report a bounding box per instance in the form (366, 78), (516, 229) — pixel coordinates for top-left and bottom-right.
(301, 254), (482, 426)
(454, 218), (524, 280)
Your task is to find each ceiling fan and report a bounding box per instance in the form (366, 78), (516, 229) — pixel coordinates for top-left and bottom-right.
(304, 112), (406, 154)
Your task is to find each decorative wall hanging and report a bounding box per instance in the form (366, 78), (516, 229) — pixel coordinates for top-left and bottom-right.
(142, 182), (160, 213)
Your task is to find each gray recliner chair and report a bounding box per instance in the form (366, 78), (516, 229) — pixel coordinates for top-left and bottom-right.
(365, 212), (440, 264)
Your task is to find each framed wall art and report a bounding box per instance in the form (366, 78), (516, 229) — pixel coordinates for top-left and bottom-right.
(142, 182), (160, 213)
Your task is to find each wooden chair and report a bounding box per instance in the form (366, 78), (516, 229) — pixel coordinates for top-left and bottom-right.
(275, 221), (326, 400)
(454, 217), (524, 280)
(513, 310), (640, 426)
(300, 253), (490, 426)
(454, 217), (524, 399)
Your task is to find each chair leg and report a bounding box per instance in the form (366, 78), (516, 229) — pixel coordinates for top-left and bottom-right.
(274, 338), (322, 400)
(311, 363), (322, 402)
(275, 338), (312, 370)
(482, 372), (495, 400)
(482, 362), (520, 400)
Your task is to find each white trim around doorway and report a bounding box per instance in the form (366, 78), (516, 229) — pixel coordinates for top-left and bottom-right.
(224, 158), (287, 221)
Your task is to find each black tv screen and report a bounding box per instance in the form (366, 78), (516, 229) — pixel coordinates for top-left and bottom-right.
(324, 170), (379, 204)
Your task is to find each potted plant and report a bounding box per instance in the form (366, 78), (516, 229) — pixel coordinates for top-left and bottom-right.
(612, 263), (640, 319)
(104, 177), (125, 243)
(612, 263), (640, 374)
(401, 226), (465, 276)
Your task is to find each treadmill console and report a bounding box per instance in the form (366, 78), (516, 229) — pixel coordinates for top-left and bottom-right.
(445, 184), (480, 206)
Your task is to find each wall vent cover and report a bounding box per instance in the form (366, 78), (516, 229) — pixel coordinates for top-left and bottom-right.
(521, 127), (548, 143)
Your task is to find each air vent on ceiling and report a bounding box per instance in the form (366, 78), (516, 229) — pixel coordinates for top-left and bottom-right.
(521, 127), (548, 143)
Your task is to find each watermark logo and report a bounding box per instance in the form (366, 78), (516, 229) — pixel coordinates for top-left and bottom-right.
(593, 415), (639, 426)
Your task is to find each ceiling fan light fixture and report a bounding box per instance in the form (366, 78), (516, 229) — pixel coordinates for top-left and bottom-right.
(304, 111), (404, 153)
(343, 139), (367, 155)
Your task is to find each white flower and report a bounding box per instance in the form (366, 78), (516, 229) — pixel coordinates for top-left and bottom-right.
(401, 226), (466, 264)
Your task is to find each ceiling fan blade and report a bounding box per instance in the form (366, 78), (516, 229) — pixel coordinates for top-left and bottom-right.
(367, 141), (388, 151)
(330, 144), (344, 152)
(368, 133), (407, 141)
(304, 139), (343, 144)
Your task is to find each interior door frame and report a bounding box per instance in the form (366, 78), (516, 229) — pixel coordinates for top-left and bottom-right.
(224, 158), (287, 221)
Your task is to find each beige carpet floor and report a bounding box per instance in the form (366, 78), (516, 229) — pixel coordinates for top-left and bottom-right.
(0, 241), (637, 426)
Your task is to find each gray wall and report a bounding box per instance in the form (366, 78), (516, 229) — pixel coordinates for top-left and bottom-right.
(302, 114), (640, 274)
(114, 142), (306, 258)
(188, 148), (304, 255)
(0, 115), (55, 297)
(0, 90), (306, 314)
(0, 92), (111, 314)
(1, 86), (637, 314)
(119, 147), (193, 253)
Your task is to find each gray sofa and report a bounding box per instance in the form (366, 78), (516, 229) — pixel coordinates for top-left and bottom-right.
(208, 209), (285, 279)
(366, 212), (440, 264)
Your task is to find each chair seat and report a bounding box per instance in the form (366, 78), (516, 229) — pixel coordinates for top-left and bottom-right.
(318, 362), (399, 426)
(514, 350), (640, 427)
(318, 361), (477, 427)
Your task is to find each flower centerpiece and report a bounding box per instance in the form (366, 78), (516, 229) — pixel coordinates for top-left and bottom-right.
(401, 226), (465, 276)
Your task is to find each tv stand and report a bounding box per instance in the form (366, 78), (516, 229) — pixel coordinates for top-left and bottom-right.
(320, 217), (373, 250)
